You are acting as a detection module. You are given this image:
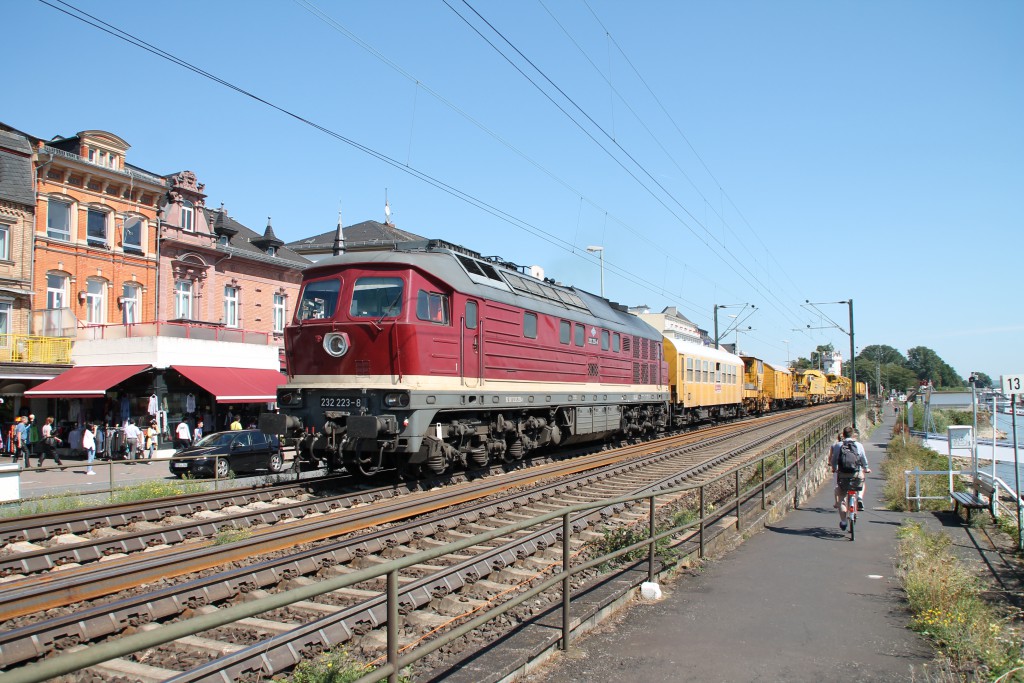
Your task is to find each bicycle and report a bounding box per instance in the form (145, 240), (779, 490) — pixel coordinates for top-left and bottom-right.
(838, 475), (866, 541)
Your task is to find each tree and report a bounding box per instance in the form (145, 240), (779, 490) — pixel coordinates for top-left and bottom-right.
(791, 357), (813, 371)
(906, 346), (965, 388)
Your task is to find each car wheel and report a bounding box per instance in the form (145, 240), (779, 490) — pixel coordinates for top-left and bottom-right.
(267, 452), (284, 473)
(215, 457), (230, 479)
(173, 471), (185, 479)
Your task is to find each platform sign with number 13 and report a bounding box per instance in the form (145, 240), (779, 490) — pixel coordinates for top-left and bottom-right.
(1003, 374), (1024, 395)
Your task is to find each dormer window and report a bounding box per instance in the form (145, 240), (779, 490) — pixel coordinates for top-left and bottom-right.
(267, 246), (276, 257)
(181, 200), (194, 232)
(218, 234), (229, 246)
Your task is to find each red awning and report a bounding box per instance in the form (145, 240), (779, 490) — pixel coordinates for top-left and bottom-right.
(24, 364), (152, 398)
(172, 366), (285, 403)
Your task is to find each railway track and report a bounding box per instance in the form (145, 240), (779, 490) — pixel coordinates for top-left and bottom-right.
(0, 407), (839, 682)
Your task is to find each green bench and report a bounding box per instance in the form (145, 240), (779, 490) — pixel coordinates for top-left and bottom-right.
(951, 479), (996, 523)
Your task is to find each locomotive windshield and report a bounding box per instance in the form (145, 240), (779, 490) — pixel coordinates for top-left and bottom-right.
(297, 279), (341, 321)
(350, 277), (404, 318)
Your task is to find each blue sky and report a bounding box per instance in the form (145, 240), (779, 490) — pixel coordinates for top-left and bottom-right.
(6, 0), (1021, 384)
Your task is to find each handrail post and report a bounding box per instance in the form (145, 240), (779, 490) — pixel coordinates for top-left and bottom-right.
(735, 470), (741, 531)
(107, 457), (114, 502)
(760, 458), (766, 510)
(562, 512), (571, 650)
(783, 447), (789, 491)
(915, 469), (922, 512)
(387, 569), (398, 683)
(699, 485), (706, 558)
(648, 495), (656, 582)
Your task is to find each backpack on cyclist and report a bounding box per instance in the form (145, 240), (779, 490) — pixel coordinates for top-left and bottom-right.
(837, 440), (859, 474)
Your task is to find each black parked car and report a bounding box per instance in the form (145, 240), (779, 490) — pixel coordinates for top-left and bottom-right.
(169, 429), (284, 478)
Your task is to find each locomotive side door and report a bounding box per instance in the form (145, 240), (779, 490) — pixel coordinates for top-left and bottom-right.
(462, 299), (480, 387)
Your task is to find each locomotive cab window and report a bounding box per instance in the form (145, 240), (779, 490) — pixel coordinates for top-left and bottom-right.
(524, 312), (538, 339)
(297, 278), (341, 321)
(416, 290), (449, 324)
(352, 277), (404, 318)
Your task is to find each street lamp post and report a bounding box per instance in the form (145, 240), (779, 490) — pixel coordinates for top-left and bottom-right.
(585, 246), (605, 298)
(782, 339), (790, 366)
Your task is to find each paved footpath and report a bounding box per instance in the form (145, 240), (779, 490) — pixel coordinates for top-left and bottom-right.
(525, 413), (1017, 683)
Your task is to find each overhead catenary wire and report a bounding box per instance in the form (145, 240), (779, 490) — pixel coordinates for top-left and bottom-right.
(37, 0), (714, 322)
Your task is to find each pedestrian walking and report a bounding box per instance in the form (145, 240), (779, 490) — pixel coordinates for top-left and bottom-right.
(175, 419), (192, 450)
(37, 417), (64, 469)
(194, 420), (204, 441)
(82, 423), (97, 475)
(229, 415), (242, 431)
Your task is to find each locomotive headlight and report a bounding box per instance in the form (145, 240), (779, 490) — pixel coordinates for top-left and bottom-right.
(323, 332), (351, 357)
(384, 392), (410, 408)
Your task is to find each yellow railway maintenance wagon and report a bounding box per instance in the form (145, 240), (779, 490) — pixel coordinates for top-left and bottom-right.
(827, 374), (852, 402)
(793, 369), (828, 405)
(763, 361), (793, 409)
(741, 356), (770, 414)
(665, 338), (743, 426)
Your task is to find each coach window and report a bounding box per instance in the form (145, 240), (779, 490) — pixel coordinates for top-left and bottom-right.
(574, 323), (585, 347)
(703, 360), (709, 383)
(613, 332), (620, 352)
(416, 289), (449, 324)
(559, 320), (571, 344)
(523, 312), (537, 339)
(686, 357), (693, 382)
(298, 278), (341, 321)
(716, 362), (722, 384)
(601, 330), (609, 351)
(465, 300), (478, 329)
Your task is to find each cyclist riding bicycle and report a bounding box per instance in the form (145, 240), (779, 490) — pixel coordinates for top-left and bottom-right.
(830, 426), (870, 531)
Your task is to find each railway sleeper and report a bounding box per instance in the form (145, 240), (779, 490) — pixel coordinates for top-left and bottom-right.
(461, 578), (511, 599)
(404, 609), (451, 633)
(360, 626), (417, 653)
(68, 646), (181, 683)
(137, 623), (245, 658)
(492, 566), (540, 585)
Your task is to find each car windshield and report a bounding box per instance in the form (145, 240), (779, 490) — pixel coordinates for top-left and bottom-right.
(194, 432), (236, 447)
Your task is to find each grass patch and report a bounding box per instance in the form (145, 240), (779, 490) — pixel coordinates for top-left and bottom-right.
(110, 478), (209, 504)
(213, 527), (253, 545)
(286, 647), (410, 683)
(881, 435), (957, 511)
(896, 521), (1023, 680)
(0, 492), (88, 518)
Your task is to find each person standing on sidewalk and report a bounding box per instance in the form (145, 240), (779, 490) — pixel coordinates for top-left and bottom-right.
(146, 420), (158, 459)
(37, 416), (64, 469)
(27, 414), (41, 464)
(123, 419), (142, 461)
(175, 419), (192, 450)
(82, 423), (97, 475)
(14, 416), (29, 467)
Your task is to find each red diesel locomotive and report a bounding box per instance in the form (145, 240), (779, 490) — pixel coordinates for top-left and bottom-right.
(263, 239), (670, 476)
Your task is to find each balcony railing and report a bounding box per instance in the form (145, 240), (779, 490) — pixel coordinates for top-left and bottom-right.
(0, 334), (73, 364)
(40, 145), (166, 186)
(76, 320), (271, 345)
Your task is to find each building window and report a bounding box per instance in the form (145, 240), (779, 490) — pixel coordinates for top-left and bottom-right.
(87, 208), (108, 247)
(272, 293), (286, 333)
(46, 273), (68, 309)
(181, 200), (194, 232)
(0, 224), (9, 260)
(224, 285), (239, 328)
(86, 279), (106, 323)
(523, 312), (537, 339)
(174, 280), (193, 319)
(47, 198), (71, 241)
(123, 216), (143, 252)
(122, 283), (141, 324)
(0, 301), (10, 339)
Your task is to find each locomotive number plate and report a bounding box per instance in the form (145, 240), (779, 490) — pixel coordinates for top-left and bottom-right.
(320, 396), (363, 408)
